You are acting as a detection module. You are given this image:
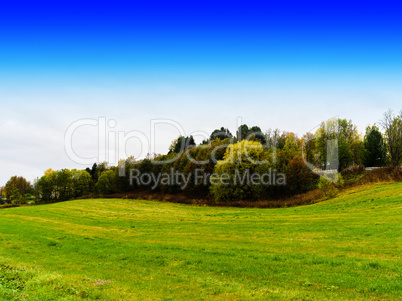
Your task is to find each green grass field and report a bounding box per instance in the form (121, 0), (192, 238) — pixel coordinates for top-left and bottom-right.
(0, 183), (401, 300)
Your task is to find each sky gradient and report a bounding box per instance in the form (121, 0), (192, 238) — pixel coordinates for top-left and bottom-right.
(1, 0), (402, 184)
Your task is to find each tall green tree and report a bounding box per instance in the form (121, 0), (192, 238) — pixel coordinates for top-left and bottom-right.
(4, 176), (32, 200)
(315, 118), (362, 171)
(236, 125), (266, 144)
(55, 169), (72, 200)
(381, 110), (402, 166)
(361, 125), (386, 167)
(37, 175), (53, 202)
(86, 163), (98, 181)
(96, 170), (117, 195)
(168, 136), (196, 154)
(71, 169), (92, 197)
(210, 127), (233, 141)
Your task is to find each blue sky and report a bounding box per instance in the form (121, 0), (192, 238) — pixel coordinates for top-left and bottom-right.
(1, 1), (402, 71)
(1, 0), (402, 184)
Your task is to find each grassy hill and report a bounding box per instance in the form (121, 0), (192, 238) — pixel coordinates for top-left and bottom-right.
(0, 183), (401, 300)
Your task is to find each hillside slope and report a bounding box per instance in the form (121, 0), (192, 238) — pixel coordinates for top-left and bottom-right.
(0, 183), (401, 300)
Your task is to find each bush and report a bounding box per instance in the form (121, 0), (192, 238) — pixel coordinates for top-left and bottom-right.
(336, 174), (344, 188)
(318, 174), (341, 199)
(11, 197), (26, 205)
(318, 176), (331, 192)
(287, 156), (318, 194)
(341, 165), (365, 176)
(210, 140), (270, 202)
(326, 186), (339, 199)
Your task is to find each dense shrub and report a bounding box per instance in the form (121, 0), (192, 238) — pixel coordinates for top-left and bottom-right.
(287, 156), (318, 193)
(341, 165), (365, 176)
(318, 175), (340, 199)
(210, 140), (272, 202)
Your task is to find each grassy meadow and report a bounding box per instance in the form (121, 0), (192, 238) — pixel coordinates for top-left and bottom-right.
(0, 183), (401, 300)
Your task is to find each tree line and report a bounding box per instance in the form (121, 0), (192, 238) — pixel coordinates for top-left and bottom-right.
(1, 110), (401, 204)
